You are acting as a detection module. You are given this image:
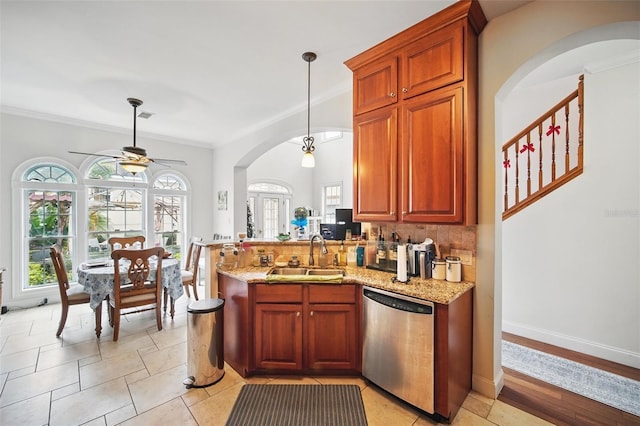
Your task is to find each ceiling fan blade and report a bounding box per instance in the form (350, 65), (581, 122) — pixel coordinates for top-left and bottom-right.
(149, 157), (188, 165)
(69, 150), (124, 160)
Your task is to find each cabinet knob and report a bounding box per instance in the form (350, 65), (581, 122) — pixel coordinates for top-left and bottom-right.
(402, 87), (408, 93)
(310, 311), (314, 316)
(296, 311), (300, 317)
(389, 92), (396, 98)
(402, 211), (407, 215)
(390, 211), (395, 216)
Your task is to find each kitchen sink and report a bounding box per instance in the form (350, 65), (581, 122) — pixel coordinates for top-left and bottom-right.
(266, 267), (346, 278)
(306, 268), (345, 276)
(267, 267), (308, 275)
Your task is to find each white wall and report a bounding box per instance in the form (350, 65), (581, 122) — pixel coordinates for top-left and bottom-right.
(211, 91), (352, 238)
(247, 132), (354, 219)
(479, 0), (640, 397)
(0, 112), (214, 307)
(502, 62), (640, 368)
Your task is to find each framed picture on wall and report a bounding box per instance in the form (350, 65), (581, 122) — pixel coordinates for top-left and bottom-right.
(218, 190), (228, 211)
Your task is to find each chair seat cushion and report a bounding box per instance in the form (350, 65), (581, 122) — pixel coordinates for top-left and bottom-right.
(120, 292), (158, 305)
(181, 270), (194, 283)
(67, 284), (90, 302)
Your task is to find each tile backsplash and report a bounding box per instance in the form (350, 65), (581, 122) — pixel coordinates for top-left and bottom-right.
(364, 222), (477, 282)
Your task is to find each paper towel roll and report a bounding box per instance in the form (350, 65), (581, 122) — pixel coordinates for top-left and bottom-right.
(397, 244), (407, 282)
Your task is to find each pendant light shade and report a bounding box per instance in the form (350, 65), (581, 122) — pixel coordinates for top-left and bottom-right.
(301, 51), (317, 168)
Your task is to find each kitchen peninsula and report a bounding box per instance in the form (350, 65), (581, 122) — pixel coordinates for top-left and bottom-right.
(216, 260), (473, 422)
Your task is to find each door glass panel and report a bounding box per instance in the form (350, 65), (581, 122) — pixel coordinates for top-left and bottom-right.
(262, 197), (279, 240)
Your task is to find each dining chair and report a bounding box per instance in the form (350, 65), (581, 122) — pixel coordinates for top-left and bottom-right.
(110, 246), (164, 341)
(107, 235), (145, 251)
(50, 244), (101, 337)
(182, 236), (203, 300)
(163, 236), (202, 319)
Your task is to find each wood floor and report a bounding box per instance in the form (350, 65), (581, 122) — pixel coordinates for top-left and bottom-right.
(499, 332), (640, 426)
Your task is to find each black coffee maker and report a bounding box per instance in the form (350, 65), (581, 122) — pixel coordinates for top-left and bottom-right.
(408, 238), (436, 278)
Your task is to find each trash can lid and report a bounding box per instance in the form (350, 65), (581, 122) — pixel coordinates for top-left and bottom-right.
(187, 298), (225, 313)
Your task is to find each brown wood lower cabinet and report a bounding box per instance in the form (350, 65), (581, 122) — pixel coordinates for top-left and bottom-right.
(218, 274), (361, 376)
(254, 303), (303, 370)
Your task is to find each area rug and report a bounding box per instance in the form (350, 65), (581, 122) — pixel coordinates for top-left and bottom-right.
(226, 384), (368, 426)
(502, 340), (640, 416)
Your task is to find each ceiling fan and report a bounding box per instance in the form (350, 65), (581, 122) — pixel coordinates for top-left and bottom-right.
(69, 98), (187, 174)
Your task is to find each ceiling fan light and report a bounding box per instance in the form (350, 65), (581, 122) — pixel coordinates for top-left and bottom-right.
(301, 149), (315, 168)
(120, 161), (148, 174)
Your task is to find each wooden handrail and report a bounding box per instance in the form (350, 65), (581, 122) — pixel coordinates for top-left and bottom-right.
(502, 75), (584, 220)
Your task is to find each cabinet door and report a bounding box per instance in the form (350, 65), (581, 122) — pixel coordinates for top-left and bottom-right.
(353, 107), (398, 222)
(400, 85), (464, 223)
(353, 55), (398, 115)
(306, 304), (357, 370)
(255, 303), (303, 370)
(401, 21), (464, 99)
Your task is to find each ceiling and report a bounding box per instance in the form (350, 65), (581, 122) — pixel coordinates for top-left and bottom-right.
(1, 1), (531, 150)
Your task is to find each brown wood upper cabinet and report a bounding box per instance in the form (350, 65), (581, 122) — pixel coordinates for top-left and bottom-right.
(346, 0), (486, 225)
(353, 21), (464, 116)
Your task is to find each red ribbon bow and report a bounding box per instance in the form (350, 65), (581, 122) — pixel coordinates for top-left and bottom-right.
(519, 143), (535, 153)
(546, 125), (560, 136)
(503, 159), (511, 168)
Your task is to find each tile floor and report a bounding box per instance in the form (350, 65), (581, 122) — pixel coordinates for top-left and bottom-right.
(0, 289), (551, 426)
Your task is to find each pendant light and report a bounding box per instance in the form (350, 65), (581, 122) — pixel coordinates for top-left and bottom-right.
(301, 51), (317, 168)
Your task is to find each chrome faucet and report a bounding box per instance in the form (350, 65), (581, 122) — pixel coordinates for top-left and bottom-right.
(308, 234), (328, 266)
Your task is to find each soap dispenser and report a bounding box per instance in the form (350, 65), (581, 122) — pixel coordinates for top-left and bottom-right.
(338, 241), (347, 266)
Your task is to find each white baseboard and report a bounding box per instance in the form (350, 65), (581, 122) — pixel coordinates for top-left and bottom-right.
(472, 369), (503, 400)
(503, 320), (640, 369)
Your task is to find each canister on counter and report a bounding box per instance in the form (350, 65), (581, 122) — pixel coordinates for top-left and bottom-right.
(445, 256), (461, 282)
(432, 258), (446, 280)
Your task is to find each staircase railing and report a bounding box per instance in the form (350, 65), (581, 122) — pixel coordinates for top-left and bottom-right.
(502, 75), (584, 220)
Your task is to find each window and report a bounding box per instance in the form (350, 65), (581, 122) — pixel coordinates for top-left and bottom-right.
(14, 158), (192, 299)
(323, 184), (342, 223)
(86, 159), (146, 258)
(21, 164), (77, 290)
(152, 174), (187, 261)
(248, 182), (292, 239)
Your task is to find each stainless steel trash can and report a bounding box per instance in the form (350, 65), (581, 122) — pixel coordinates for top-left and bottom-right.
(184, 298), (225, 388)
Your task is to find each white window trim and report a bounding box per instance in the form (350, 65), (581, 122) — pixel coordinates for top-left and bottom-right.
(11, 157), (82, 303)
(148, 170), (192, 267)
(10, 158), (193, 306)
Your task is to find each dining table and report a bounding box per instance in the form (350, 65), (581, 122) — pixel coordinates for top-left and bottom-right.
(77, 257), (184, 337)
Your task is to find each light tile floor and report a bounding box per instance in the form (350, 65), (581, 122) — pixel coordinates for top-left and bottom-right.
(0, 289), (551, 426)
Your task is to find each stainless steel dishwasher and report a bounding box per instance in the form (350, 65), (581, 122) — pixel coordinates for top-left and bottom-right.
(362, 286), (435, 414)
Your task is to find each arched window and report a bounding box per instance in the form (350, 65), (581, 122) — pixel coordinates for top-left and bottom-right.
(151, 173), (188, 262)
(85, 158), (148, 258)
(18, 163), (78, 291)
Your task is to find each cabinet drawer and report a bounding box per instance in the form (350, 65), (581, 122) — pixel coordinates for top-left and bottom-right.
(308, 285), (356, 304)
(255, 284), (303, 303)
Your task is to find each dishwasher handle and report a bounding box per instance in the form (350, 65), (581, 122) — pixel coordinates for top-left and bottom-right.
(364, 288), (433, 314)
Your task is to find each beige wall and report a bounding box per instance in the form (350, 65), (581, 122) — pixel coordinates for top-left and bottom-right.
(476, 1), (640, 397)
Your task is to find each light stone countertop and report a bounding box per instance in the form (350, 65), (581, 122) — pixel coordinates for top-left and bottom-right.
(217, 265), (474, 305)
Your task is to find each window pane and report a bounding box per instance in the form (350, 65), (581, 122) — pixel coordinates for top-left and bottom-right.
(87, 186), (144, 257)
(87, 158), (146, 183)
(26, 190), (75, 288)
(324, 185), (341, 223)
(25, 164), (75, 184)
(154, 195), (183, 257)
(262, 197), (279, 240)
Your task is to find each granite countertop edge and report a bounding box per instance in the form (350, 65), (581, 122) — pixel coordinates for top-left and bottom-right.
(217, 266), (474, 305)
